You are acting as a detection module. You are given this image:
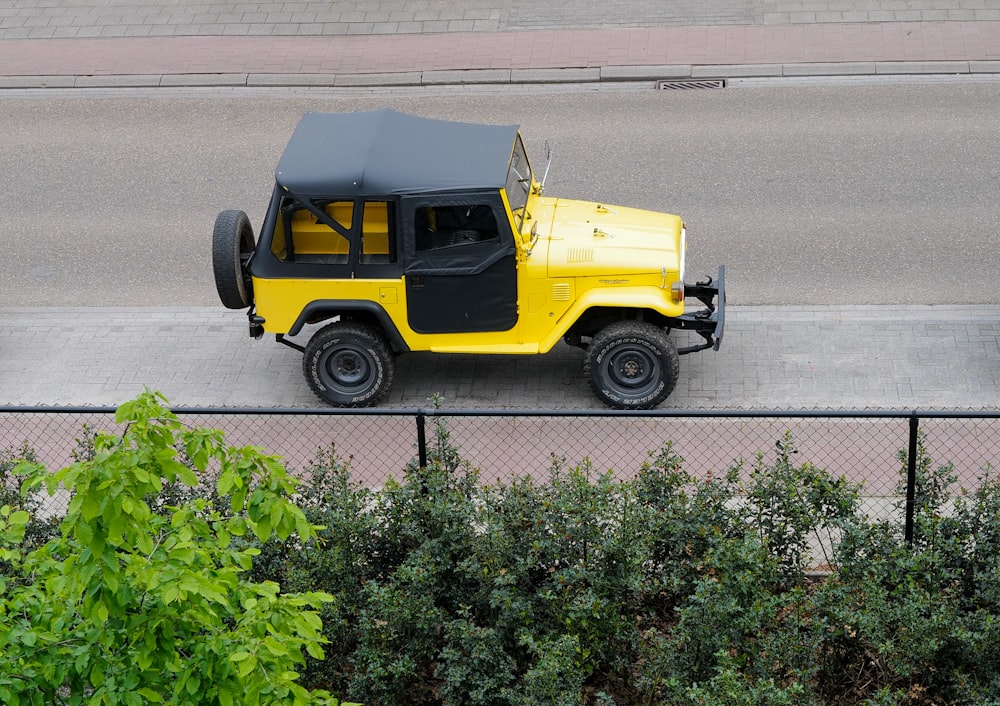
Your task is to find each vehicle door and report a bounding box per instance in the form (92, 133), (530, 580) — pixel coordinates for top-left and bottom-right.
(401, 193), (517, 334)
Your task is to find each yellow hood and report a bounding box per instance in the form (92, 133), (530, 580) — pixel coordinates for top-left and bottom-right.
(539, 198), (685, 278)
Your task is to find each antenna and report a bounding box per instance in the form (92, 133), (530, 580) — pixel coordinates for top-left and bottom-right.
(540, 141), (553, 191)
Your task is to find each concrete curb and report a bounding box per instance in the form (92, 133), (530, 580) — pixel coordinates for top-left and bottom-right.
(1, 61), (999, 89)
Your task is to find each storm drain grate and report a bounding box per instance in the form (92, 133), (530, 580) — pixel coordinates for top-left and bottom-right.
(656, 79), (726, 90)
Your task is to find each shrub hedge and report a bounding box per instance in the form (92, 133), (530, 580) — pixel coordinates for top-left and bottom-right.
(2, 397), (1000, 705)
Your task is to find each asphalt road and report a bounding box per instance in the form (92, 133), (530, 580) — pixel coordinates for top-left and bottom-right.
(1, 82), (998, 309)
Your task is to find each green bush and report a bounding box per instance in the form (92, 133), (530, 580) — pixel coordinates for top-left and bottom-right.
(0, 442), (59, 556)
(814, 435), (1000, 704)
(5, 399), (1000, 705)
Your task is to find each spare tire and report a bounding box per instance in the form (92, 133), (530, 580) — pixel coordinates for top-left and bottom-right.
(212, 210), (255, 309)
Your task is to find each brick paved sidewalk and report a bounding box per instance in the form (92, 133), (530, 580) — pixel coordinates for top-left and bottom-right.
(2, 306), (998, 410)
(1, 21), (998, 81)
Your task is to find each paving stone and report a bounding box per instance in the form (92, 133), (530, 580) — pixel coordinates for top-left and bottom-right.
(1, 306), (999, 410)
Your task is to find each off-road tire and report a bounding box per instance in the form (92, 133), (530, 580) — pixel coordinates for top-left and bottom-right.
(212, 210), (255, 309)
(303, 322), (395, 407)
(584, 321), (679, 409)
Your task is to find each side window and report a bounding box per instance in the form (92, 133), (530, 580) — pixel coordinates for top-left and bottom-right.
(270, 199), (352, 264)
(414, 204), (500, 253)
(360, 201), (394, 264)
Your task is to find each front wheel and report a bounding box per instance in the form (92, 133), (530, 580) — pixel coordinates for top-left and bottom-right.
(584, 321), (679, 409)
(303, 322), (395, 407)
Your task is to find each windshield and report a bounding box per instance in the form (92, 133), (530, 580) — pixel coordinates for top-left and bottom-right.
(505, 135), (532, 231)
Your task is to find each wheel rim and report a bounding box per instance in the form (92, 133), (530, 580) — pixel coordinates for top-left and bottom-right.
(604, 346), (661, 397)
(320, 346), (375, 394)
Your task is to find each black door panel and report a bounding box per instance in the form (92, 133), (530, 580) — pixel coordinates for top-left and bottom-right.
(402, 194), (518, 335)
(406, 253), (517, 333)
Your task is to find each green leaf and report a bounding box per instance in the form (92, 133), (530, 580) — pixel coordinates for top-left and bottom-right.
(169, 546), (195, 564)
(216, 527), (232, 548)
(80, 492), (101, 520)
(218, 469), (235, 496)
(252, 516), (271, 543)
(185, 675), (201, 695)
(237, 656), (257, 678)
(220, 518), (245, 541)
(137, 689), (163, 703)
(108, 510), (126, 541)
(72, 522), (93, 550)
(305, 641), (325, 660)
(231, 487), (247, 514)
(262, 636), (289, 657)
(163, 584), (180, 604)
(7, 509), (29, 526)
(270, 499), (285, 527)
(176, 464), (199, 487)
(135, 531), (154, 556)
(103, 570), (119, 595)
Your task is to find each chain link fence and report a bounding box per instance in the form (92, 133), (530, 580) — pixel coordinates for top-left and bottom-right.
(3, 406), (999, 542)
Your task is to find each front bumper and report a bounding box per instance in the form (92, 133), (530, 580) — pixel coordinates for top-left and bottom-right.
(674, 265), (725, 354)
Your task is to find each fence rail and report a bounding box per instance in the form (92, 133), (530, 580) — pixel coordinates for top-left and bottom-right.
(3, 406), (1000, 545)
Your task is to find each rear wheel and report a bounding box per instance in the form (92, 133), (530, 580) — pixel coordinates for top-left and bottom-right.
(303, 322), (395, 407)
(584, 321), (679, 409)
(212, 210), (255, 309)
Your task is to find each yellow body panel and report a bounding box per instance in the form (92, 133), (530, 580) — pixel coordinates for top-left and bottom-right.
(253, 279), (391, 333)
(254, 276), (546, 351)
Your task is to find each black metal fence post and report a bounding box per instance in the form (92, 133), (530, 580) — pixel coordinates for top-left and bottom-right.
(904, 413), (919, 546)
(415, 412), (428, 469)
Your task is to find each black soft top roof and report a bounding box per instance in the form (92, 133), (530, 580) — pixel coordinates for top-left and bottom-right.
(275, 109), (520, 198)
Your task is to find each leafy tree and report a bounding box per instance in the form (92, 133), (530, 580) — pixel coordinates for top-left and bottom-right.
(0, 391), (356, 706)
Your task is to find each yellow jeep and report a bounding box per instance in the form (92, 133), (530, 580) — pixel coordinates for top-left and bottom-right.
(212, 109), (724, 408)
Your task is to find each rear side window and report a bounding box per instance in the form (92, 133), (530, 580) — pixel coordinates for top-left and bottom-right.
(271, 200), (352, 264)
(360, 201), (393, 263)
(259, 196), (400, 279)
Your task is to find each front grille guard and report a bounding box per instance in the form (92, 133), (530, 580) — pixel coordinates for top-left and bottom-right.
(674, 265), (725, 354)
